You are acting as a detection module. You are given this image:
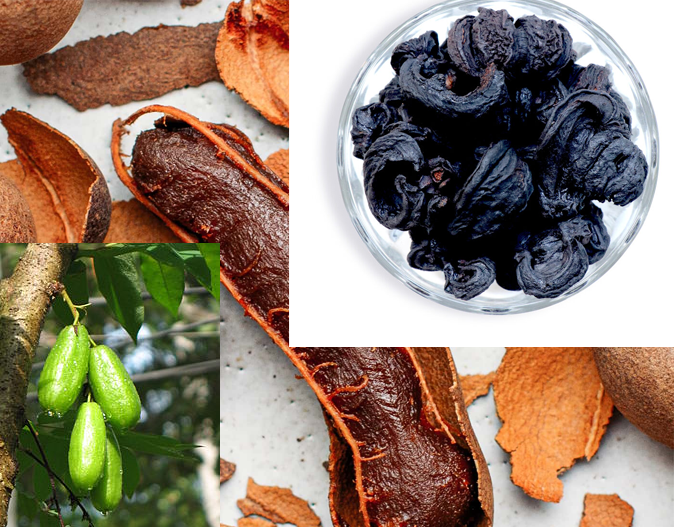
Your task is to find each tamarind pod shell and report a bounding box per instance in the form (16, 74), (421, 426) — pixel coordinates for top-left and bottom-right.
(291, 347), (494, 527)
(0, 108), (111, 242)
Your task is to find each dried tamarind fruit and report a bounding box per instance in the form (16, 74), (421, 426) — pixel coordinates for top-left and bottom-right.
(352, 8), (648, 300)
(287, 346), (493, 527)
(88, 345), (141, 430)
(112, 106), (289, 347)
(38, 324), (90, 416)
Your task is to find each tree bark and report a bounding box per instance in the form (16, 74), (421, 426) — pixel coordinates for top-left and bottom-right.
(0, 244), (77, 527)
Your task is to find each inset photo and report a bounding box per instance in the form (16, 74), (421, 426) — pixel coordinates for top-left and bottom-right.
(0, 243), (220, 527)
(221, 346), (674, 527)
(291, 0), (671, 345)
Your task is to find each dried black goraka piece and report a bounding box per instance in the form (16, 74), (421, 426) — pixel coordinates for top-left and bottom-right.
(351, 7), (647, 300)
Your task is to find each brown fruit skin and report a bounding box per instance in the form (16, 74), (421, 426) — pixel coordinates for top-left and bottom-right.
(0, 174), (36, 241)
(594, 347), (674, 449)
(0, 0), (83, 66)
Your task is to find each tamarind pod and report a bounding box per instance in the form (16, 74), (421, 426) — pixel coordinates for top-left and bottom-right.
(111, 105), (289, 347)
(289, 347), (494, 527)
(38, 324), (90, 416)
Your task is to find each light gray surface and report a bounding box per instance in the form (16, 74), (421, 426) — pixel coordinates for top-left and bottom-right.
(0, 0), (288, 201)
(221, 320), (674, 526)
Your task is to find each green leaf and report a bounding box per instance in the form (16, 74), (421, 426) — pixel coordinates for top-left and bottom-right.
(170, 244), (217, 299)
(142, 244), (186, 268)
(33, 464), (52, 502)
(16, 449), (35, 477)
(198, 243), (220, 301)
(140, 253), (185, 317)
(17, 491), (39, 520)
(121, 447), (141, 498)
(41, 435), (69, 482)
(39, 510), (61, 527)
(51, 260), (89, 325)
(93, 253), (144, 342)
(116, 430), (200, 460)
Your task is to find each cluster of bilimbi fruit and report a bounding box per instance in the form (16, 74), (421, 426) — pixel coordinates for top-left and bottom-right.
(37, 324), (141, 514)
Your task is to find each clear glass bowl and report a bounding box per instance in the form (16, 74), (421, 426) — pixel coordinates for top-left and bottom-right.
(337, 0), (658, 315)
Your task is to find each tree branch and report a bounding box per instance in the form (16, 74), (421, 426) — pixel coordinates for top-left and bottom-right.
(0, 244), (77, 526)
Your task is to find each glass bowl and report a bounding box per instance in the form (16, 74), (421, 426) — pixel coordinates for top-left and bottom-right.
(337, 0), (658, 315)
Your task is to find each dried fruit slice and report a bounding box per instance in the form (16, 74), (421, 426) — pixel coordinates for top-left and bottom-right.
(112, 105), (289, 346)
(104, 200), (180, 243)
(265, 149), (289, 185)
(215, 0), (289, 127)
(23, 23), (221, 111)
(289, 347), (493, 527)
(493, 347), (614, 502)
(579, 494), (634, 527)
(237, 478), (320, 527)
(0, 109), (111, 242)
(460, 372), (495, 406)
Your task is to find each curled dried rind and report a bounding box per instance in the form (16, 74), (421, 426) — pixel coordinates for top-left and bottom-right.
(444, 258), (496, 300)
(288, 347), (493, 527)
(493, 348), (614, 503)
(111, 105), (288, 347)
(515, 226), (589, 298)
(509, 15), (573, 79)
(399, 61), (508, 119)
(363, 132), (425, 230)
(446, 8), (515, 76)
(215, 0), (289, 127)
(1, 109), (111, 242)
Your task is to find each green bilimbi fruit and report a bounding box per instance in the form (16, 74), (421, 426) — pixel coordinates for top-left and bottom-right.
(91, 428), (123, 514)
(38, 324), (90, 416)
(69, 402), (106, 491)
(89, 345), (141, 430)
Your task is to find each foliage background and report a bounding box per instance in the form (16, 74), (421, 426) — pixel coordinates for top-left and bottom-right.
(1, 244), (220, 527)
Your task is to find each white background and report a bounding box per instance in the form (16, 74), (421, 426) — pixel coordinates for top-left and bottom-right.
(221, 310), (674, 527)
(290, 0), (673, 347)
